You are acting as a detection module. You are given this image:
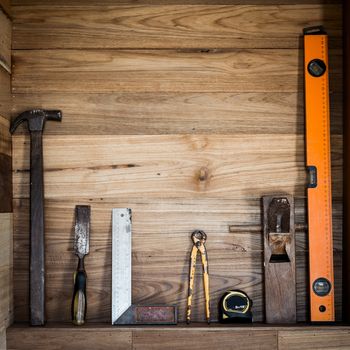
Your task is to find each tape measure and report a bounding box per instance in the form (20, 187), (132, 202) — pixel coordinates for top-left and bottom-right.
(218, 290), (252, 323)
(304, 26), (335, 322)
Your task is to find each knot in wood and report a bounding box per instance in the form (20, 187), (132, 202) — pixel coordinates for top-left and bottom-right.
(198, 167), (209, 182)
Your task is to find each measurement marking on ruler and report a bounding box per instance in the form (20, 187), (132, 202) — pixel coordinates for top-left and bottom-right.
(112, 208), (132, 324)
(304, 27), (334, 321)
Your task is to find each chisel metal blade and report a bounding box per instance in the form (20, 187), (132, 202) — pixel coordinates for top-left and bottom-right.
(74, 205), (90, 258)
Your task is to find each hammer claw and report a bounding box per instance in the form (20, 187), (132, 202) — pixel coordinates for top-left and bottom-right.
(46, 110), (62, 122)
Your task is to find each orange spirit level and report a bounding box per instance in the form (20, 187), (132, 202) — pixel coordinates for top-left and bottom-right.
(304, 26), (334, 322)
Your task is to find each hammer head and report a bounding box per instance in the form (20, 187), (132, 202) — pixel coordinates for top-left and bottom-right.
(10, 109), (62, 134)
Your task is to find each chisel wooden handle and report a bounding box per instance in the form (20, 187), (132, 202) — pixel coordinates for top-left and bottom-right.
(72, 259), (87, 325)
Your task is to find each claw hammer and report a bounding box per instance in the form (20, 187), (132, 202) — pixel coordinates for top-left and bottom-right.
(11, 109), (62, 325)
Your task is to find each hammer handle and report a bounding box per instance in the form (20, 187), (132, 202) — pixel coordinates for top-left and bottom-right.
(30, 131), (45, 325)
(72, 258), (87, 325)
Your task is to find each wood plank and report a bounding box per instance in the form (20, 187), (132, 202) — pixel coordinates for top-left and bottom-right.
(12, 197), (343, 254)
(6, 325), (350, 350)
(0, 67), (11, 119)
(0, 116), (12, 213)
(10, 92), (344, 135)
(0, 115), (10, 156)
(12, 198), (343, 323)
(11, 0), (343, 5)
(12, 134), (342, 200)
(11, 49), (343, 94)
(0, 327), (5, 350)
(12, 5), (342, 50)
(0, 213), (13, 331)
(132, 329), (278, 350)
(278, 330), (350, 349)
(263, 195), (296, 324)
(6, 328), (132, 350)
(0, 153), (12, 213)
(0, 7), (11, 73)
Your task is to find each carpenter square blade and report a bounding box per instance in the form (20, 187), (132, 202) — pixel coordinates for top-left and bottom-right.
(74, 206), (90, 258)
(112, 208), (132, 325)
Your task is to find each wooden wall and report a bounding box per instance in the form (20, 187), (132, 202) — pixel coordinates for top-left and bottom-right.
(11, 0), (343, 324)
(0, 0), (12, 348)
(343, 0), (350, 322)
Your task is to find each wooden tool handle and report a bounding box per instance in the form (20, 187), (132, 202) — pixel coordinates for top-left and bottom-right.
(72, 260), (87, 325)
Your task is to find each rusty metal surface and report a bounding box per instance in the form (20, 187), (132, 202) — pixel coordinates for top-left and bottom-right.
(10, 109), (62, 133)
(72, 205), (90, 325)
(187, 230), (210, 324)
(114, 305), (177, 325)
(267, 197), (291, 261)
(267, 198), (291, 234)
(74, 205), (90, 258)
(135, 306), (177, 324)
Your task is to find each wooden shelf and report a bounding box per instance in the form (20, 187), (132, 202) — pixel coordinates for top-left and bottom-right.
(7, 323), (350, 350)
(7, 321), (350, 329)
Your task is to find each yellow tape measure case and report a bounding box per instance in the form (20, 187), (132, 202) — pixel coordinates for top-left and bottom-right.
(218, 290), (253, 323)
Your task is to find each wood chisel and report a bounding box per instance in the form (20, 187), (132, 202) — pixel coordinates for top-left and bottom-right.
(71, 205), (91, 325)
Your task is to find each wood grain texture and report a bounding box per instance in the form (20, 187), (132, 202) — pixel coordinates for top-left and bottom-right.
(11, 49), (343, 93)
(278, 329), (350, 349)
(0, 213), (13, 331)
(12, 198), (343, 323)
(12, 5), (342, 50)
(0, 327), (5, 350)
(7, 327), (132, 350)
(11, 134), (343, 200)
(6, 325), (350, 350)
(263, 196), (296, 323)
(0, 115), (10, 156)
(132, 329), (278, 349)
(0, 8), (11, 73)
(11, 0), (343, 5)
(0, 116), (12, 213)
(0, 3), (11, 345)
(9, 0), (345, 335)
(0, 0), (10, 16)
(0, 67), (11, 119)
(10, 92), (343, 135)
